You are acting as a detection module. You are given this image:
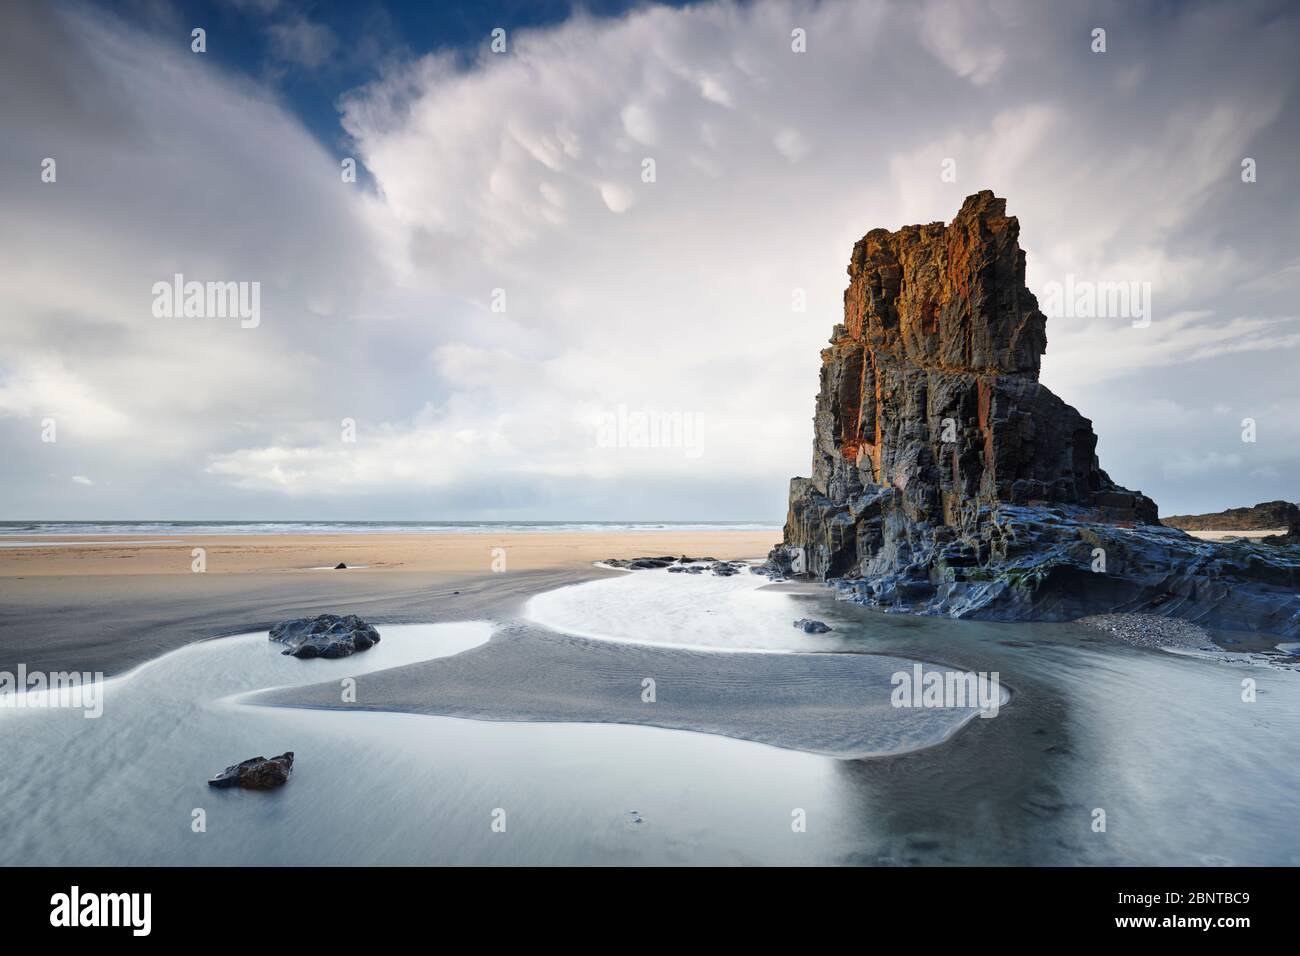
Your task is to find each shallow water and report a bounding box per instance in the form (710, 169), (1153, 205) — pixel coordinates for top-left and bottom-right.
(2, 570), (1298, 865)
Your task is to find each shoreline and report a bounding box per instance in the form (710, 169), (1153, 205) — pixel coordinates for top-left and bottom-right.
(0, 530), (779, 576)
(5, 526), (1291, 678)
(0, 531), (776, 676)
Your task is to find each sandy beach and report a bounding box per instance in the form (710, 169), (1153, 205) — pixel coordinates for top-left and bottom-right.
(0, 530), (779, 576)
(0, 531), (777, 675)
(1183, 528), (1289, 542)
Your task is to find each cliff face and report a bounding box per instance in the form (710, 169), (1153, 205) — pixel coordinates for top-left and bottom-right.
(775, 192), (1300, 636)
(1163, 501), (1299, 532)
(786, 191), (1155, 581)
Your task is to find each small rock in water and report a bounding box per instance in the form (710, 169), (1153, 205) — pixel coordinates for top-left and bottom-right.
(333, 562), (348, 570)
(793, 618), (832, 633)
(270, 613), (381, 659)
(208, 752), (294, 790)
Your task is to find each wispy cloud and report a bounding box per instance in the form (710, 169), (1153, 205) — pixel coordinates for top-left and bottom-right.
(266, 14), (336, 69)
(3, 0), (1299, 518)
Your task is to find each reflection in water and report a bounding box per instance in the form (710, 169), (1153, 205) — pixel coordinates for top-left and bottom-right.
(1, 571), (1298, 865)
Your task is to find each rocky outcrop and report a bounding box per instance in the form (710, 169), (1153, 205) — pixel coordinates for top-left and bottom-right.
(1163, 501), (1298, 531)
(208, 752), (294, 790)
(270, 614), (380, 659)
(605, 556), (748, 576)
(773, 192), (1300, 637)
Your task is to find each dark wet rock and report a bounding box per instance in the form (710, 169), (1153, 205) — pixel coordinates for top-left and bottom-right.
(1164, 500), (1298, 532)
(606, 556), (677, 569)
(333, 562), (348, 570)
(747, 560), (787, 581)
(793, 618), (833, 633)
(772, 191), (1300, 637)
(208, 752), (293, 790)
(609, 556), (745, 575)
(270, 613), (381, 659)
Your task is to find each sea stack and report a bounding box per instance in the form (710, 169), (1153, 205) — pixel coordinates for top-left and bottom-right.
(772, 192), (1300, 635)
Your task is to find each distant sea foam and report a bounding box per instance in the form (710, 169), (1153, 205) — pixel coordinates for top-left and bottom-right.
(0, 520), (781, 537)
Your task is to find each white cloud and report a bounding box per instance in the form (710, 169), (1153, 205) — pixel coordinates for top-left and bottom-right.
(4, 0), (1299, 519)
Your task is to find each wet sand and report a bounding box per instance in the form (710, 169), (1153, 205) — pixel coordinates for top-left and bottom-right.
(0, 531), (776, 675)
(0, 527), (994, 762)
(0, 530), (778, 575)
(254, 623), (999, 759)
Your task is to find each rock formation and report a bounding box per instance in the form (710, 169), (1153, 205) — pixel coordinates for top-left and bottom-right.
(1162, 500), (1299, 532)
(208, 752), (294, 790)
(772, 192), (1300, 637)
(605, 556), (746, 576)
(270, 614), (380, 658)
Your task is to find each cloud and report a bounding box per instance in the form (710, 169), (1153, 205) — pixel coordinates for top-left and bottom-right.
(71, 475), (93, 486)
(1163, 452), (1244, 479)
(4, 0), (1300, 519)
(265, 15), (336, 69)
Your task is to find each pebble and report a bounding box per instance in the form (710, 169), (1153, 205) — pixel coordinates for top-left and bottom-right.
(1076, 613), (1213, 649)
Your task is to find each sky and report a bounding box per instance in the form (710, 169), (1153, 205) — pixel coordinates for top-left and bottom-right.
(2, 0), (1299, 521)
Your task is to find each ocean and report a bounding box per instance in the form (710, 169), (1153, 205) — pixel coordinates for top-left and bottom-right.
(0, 520), (780, 536)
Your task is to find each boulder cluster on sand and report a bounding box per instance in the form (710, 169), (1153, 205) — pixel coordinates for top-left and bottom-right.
(604, 556), (750, 576)
(1163, 500), (1299, 532)
(766, 191), (1300, 637)
(269, 613), (381, 659)
(1075, 614), (1214, 650)
(208, 752), (294, 790)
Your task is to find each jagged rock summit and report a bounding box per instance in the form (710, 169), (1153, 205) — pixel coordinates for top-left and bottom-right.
(771, 192), (1300, 636)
